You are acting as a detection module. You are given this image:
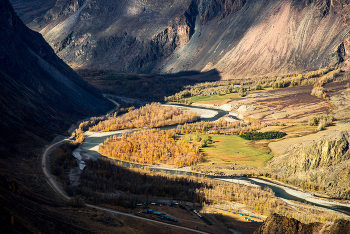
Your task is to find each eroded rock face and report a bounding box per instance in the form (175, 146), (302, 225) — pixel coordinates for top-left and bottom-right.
(255, 213), (350, 234)
(24, 0), (200, 73)
(254, 213), (322, 234)
(13, 0), (350, 76)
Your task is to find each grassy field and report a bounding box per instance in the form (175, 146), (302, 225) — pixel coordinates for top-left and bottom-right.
(184, 88), (274, 104)
(186, 93), (241, 104)
(181, 134), (273, 167)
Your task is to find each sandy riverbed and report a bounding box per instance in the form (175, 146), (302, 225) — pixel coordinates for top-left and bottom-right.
(163, 104), (219, 118)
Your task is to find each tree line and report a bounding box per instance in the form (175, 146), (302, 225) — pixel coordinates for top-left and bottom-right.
(239, 131), (287, 140)
(90, 103), (199, 132)
(99, 129), (203, 167)
(175, 118), (261, 135)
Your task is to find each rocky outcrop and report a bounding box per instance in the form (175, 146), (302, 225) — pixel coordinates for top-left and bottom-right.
(254, 213), (350, 234)
(268, 130), (350, 199)
(254, 213), (322, 234)
(0, 0), (113, 155)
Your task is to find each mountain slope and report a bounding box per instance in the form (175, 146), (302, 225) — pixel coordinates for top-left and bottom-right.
(0, 1), (126, 233)
(0, 0), (113, 155)
(22, 0), (350, 77)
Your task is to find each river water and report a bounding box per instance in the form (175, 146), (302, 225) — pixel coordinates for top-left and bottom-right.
(73, 103), (350, 216)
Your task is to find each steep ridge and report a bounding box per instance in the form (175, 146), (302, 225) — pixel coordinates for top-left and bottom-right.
(0, 0), (113, 155)
(20, 0), (350, 77)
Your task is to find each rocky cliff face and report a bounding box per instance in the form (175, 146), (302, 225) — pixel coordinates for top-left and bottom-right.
(268, 130), (350, 199)
(254, 213), (350, 234)
(18, 0), (350, 77)
(0, 0), (113, 155)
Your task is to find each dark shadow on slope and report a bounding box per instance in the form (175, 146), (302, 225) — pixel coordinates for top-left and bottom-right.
(72, 158), (212, 205)
(77, 69), (222, 102)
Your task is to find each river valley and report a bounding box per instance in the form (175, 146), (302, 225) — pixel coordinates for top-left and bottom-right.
(72, 102), (350, 217)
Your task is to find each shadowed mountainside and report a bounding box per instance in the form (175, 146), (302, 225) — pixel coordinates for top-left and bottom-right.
(9, 0), (56, 24)
(0, 0), (113, 156)
(12, 0), (350, 77)
(0, 0), (142, 233)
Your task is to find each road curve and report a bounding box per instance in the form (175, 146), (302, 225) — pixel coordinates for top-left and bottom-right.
(41, 138), (72, 201)
(40, 103), (211, 234)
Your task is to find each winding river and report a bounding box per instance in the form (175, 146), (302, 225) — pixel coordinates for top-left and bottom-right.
(73, 103), (350, 216)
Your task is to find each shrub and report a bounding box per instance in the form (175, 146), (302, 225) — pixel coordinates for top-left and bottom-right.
(238, 87), (245, 97)
(68, 196), (85, 208)
(254, 84), (262, 90)
(311, 87), (325, 98)
(317, 122), (325, 131)
(309, 115), (334, 129)
(308, 117), (319, 126)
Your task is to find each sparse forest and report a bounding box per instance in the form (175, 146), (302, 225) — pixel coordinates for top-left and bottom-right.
(90, 103), (199, 132)
(99, 129), (203, 167)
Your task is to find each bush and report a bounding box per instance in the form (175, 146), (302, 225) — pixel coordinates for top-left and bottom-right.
(317, 122), (325, 131)
(311, 87), (325, 98)
(199, 136), (213, 148)
(68, 196), (85, 208)
(195, 135), (202, 142)
(254, 85), (262, 90)
(238, 87), (245, 97)
(309, 115), (334, 128)
(308, 117), (319, 126)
